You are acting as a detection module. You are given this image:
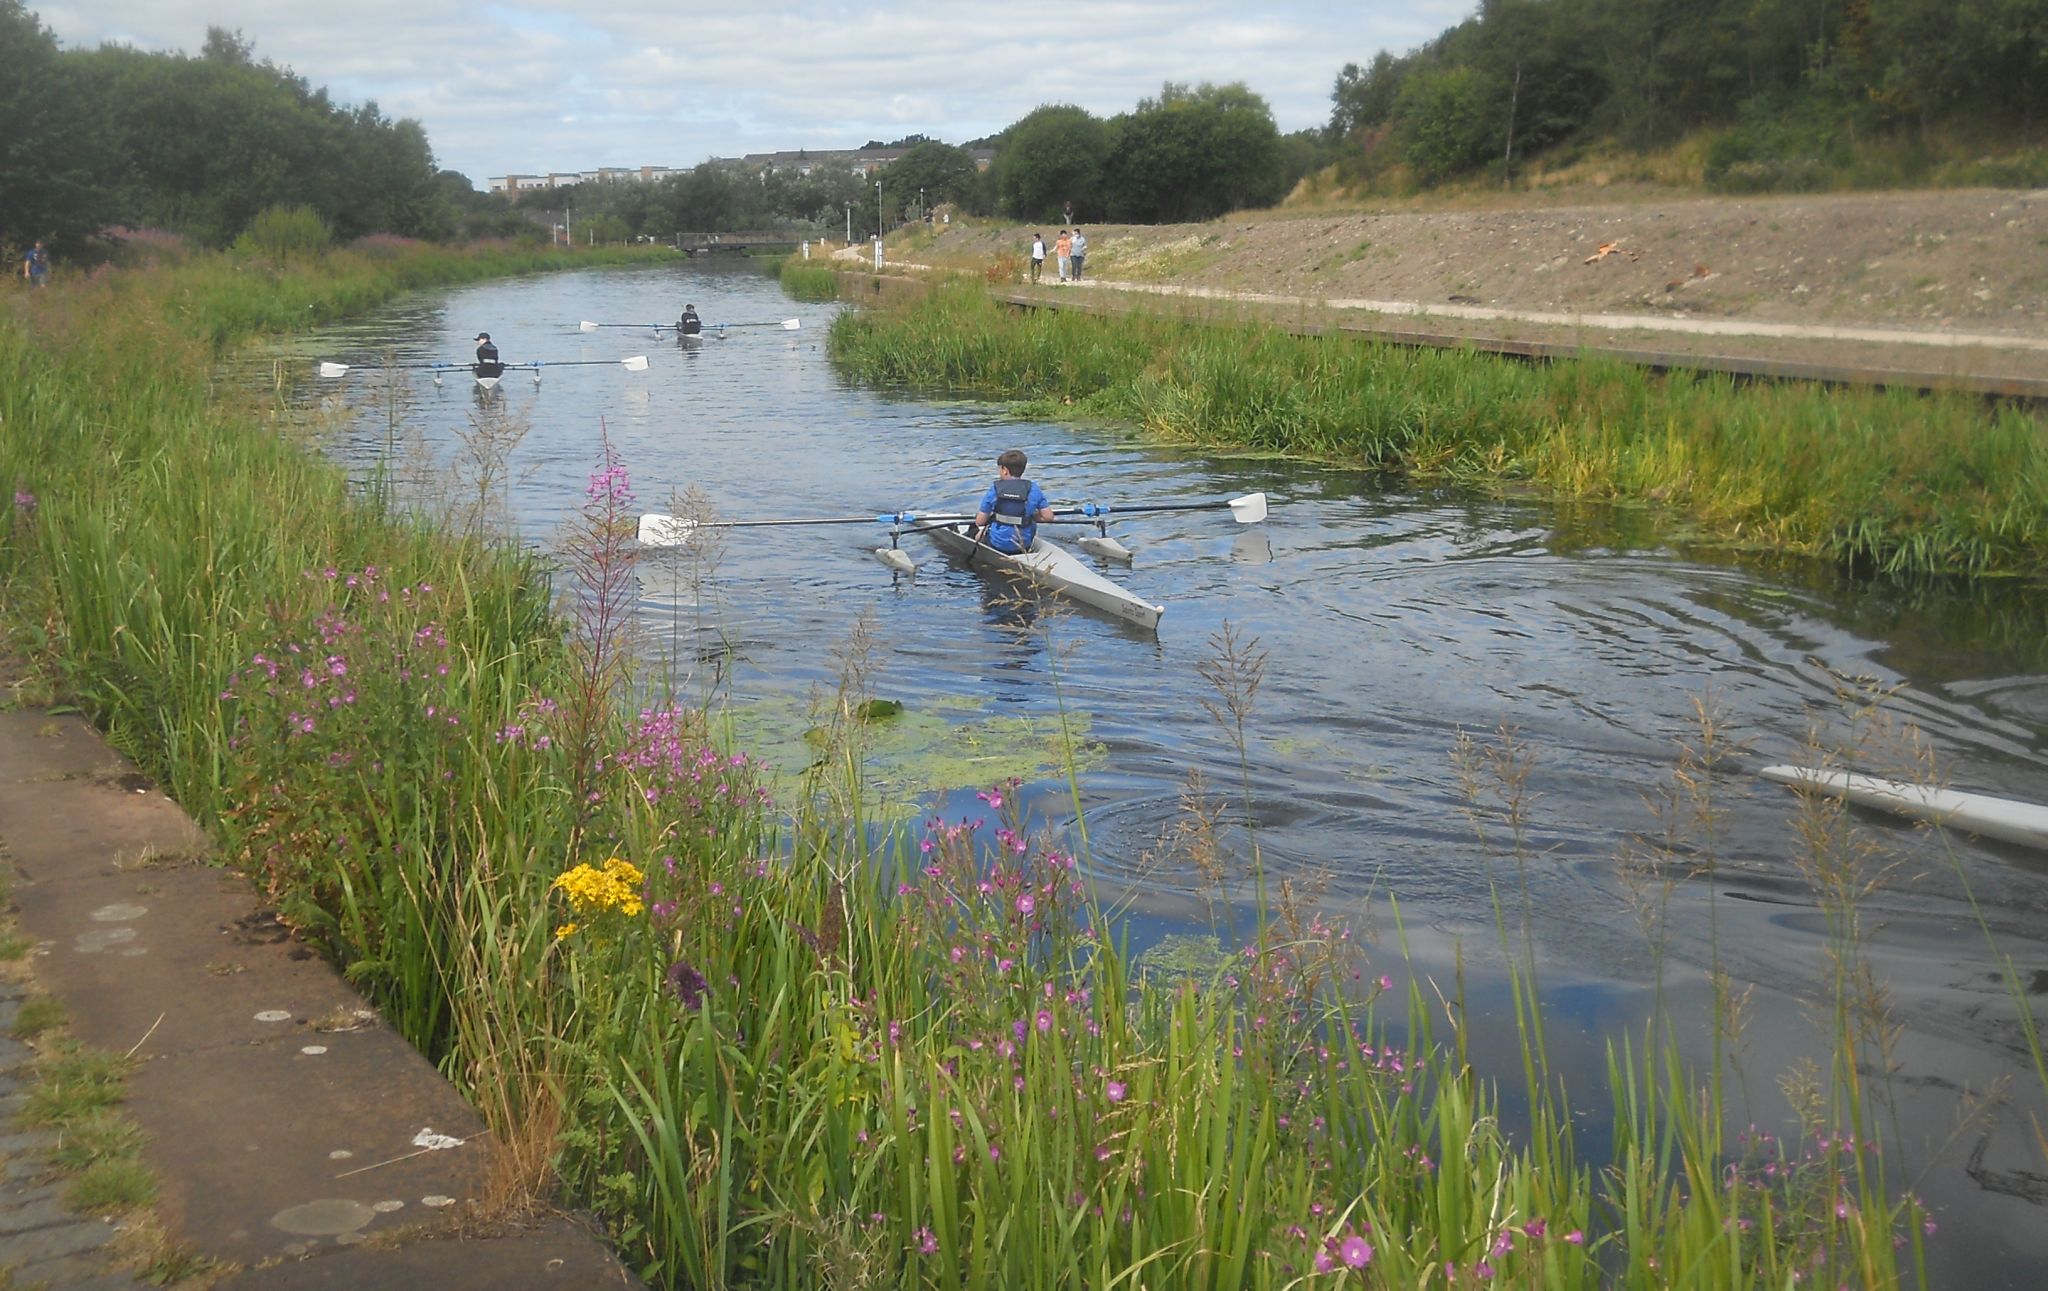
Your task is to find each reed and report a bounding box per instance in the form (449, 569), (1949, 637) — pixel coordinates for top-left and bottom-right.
(777, 256), (845, 302)
(0, 248), (1957, 1288)
(828, 280), (2048, 580)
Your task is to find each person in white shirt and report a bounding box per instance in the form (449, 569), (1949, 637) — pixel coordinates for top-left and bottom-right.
(1029, 233), (1046, 284)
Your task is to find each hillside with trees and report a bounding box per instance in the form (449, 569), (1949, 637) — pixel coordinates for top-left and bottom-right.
(1326, 0), (2048, 191)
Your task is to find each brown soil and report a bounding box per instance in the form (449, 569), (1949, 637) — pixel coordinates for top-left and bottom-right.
(906, 189), (2048, 383)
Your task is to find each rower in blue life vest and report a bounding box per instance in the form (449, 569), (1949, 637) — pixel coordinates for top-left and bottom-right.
(974, 448), (1056, 555)
(473, 332), (504, 379)
(677, 304), (703, 336)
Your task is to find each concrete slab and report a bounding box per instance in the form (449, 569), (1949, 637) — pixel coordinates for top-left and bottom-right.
(12, 865), (365, 1059)
(214, 1216), (638, 1290)
(126, 1023), (492, 1265)
(0, 778), (207, 883)
(0, 708), (130, 784)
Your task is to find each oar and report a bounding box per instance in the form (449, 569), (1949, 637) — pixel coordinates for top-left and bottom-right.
(508, 356), (650, 372)
(635, 510), (974, 546)
(1058, 491), (1269, 524)
(715, 318), (802, 331)
(319, 360), (470, 378)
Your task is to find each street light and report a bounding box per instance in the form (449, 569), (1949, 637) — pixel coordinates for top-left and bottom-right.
(845, 200), (852, 245)
(919, 187), (925, 222)
(875, 180), (883, 238)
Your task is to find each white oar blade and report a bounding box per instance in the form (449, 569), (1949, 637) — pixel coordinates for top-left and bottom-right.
(780, 318), (802, 331)
(1226, 492), (1269, 524)
(875, 548), (918, 574)
(579, 320), (601, 332)
(318, 361), (350, 378)
(638, 514), (696, 547)
(620, 355), (650, 372)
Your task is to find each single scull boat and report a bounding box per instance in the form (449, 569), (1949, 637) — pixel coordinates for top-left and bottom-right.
(918, 522), (1164, 630)
(1758, 764), (2048, 851)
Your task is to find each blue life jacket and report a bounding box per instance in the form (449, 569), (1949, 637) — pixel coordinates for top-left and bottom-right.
(989, 476), (1038, 552)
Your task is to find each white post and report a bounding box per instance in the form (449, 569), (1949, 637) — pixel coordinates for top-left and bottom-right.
(873, 237), (882, 270)
(802, 240), (810, 259)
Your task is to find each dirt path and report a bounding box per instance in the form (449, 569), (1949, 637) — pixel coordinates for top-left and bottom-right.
(893, 188), (2048, 386)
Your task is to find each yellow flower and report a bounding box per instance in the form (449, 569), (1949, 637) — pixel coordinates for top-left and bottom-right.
(552, 858), (650, 919)
(554, 922), (578, 940)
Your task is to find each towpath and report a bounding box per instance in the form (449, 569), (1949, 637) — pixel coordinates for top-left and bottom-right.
(0, 661), (635, 1288)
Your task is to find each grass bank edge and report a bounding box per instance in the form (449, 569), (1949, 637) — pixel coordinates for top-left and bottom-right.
(824, 276), (2047, 581)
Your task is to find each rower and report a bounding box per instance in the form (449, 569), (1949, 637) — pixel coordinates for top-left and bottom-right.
(677, 304), (702, 337)
(974, 449), (1056, 555)
(473, 332), (504, 379)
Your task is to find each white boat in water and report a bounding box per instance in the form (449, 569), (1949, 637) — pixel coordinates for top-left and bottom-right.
(920, 523), (1164, 631)
(1758, 765), (2048, 851)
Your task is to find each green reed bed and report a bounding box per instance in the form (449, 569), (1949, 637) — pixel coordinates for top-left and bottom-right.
(0, 250), (1944, 1287)
(827, 280), (2048, 579)
(777, 255), (846, 301)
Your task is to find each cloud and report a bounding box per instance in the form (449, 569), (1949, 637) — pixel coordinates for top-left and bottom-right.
(40, 0), (1478, 185)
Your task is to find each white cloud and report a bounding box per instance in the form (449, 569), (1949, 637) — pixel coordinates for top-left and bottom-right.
(43, 0), (1478, 185)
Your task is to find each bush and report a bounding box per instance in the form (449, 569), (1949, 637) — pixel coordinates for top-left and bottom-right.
(230, 204), (332, 262)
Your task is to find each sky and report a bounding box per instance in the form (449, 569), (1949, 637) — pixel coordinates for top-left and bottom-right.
(40, 1), (1478, 188)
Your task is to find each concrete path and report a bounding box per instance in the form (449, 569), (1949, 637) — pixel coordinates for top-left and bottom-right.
(0, 671), (637, 1288)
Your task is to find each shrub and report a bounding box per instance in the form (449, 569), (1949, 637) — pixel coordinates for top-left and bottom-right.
(231, 203), (333, 262)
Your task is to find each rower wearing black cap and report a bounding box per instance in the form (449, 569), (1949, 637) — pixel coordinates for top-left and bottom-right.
(474, 332), (504, 379)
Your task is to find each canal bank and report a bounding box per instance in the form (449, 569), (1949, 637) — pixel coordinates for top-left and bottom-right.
(0, 657), (634, 1288)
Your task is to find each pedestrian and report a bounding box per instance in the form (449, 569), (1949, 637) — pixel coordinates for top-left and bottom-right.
(1063, 200), (1074, 226)
(473, 332), (504, 380)
(1054, 229), (1072, 284)
(20, 241), (49, 287)
(1069, 228), (1088, 282)
(972, 448), (1056, 555)
(1029, 232), (1046, 284)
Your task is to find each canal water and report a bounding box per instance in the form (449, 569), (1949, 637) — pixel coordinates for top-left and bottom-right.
(281, 259), (2048, 1283)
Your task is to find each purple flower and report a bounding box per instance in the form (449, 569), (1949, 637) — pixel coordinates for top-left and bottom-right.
(1036, 1010), (1053, 1034)
(1016, 892), (1036, 917)
(666, 959), (708, 1010)
(1340, 1235), (1373, 1268)
(1106, 1080), (1127, 1103)
(915, 1226), (938, 1256)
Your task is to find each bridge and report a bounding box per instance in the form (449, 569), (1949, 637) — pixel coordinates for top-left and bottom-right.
(673, 230), (813, 255)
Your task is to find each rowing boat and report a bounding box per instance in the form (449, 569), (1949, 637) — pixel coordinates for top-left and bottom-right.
(920, 523), (1164, 630)
(1758, 764), (2048, 851)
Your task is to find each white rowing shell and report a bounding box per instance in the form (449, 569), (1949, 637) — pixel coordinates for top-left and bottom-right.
(1758, 765), (2048, 851)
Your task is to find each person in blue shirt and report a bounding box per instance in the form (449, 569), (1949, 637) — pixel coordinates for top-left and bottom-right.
(974, 449), (1056, 554)
(21, 241), (50, 287)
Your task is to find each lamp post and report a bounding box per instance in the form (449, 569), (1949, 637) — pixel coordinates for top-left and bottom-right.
(919, 187), (925, 222)
(845, 200), (852, 245)
(875, 180), (883, 238)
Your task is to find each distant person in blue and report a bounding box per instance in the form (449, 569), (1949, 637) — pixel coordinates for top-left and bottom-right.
(677, 303), (702, 335)
(974, 448), (1056, 554)
(473, 332), (504, 379)
(21, 241), (49, 287)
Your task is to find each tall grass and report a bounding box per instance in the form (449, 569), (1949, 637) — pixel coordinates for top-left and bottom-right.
(0, 246), (1980, 1288)
(828, 280), (2048, 580)
(777, 255), (845, 302)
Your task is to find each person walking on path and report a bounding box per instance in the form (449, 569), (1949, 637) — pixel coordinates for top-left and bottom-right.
(1029, 233), (1046, 284)
(1054, 229), (1072, 284)
(1070, 228), (1088, 283)
(20, 241), (49, 287)
(1063, 200), (1074, 226)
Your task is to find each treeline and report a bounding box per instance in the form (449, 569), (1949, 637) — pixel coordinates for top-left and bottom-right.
(544, 82), (1312, 240)
(1328, 0), (2048, 190)
(2, 4), (512, 254)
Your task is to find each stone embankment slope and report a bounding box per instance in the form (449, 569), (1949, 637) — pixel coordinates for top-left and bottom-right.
(0, 665), (635, 1289)
(899, 188), (2048, 392)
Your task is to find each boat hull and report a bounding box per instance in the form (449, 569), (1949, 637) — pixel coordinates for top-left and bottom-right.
(922, 525), (1163, 631)
(1759, 765), (2048, 851)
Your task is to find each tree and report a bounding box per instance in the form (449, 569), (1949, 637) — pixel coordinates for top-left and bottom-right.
(988, 105), (1109, 220)
(0, 0), (113, 250)
(1396, 65), (1494, 182)
(881, 142), (980, 216)
(1100, 83), (1285, 222)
